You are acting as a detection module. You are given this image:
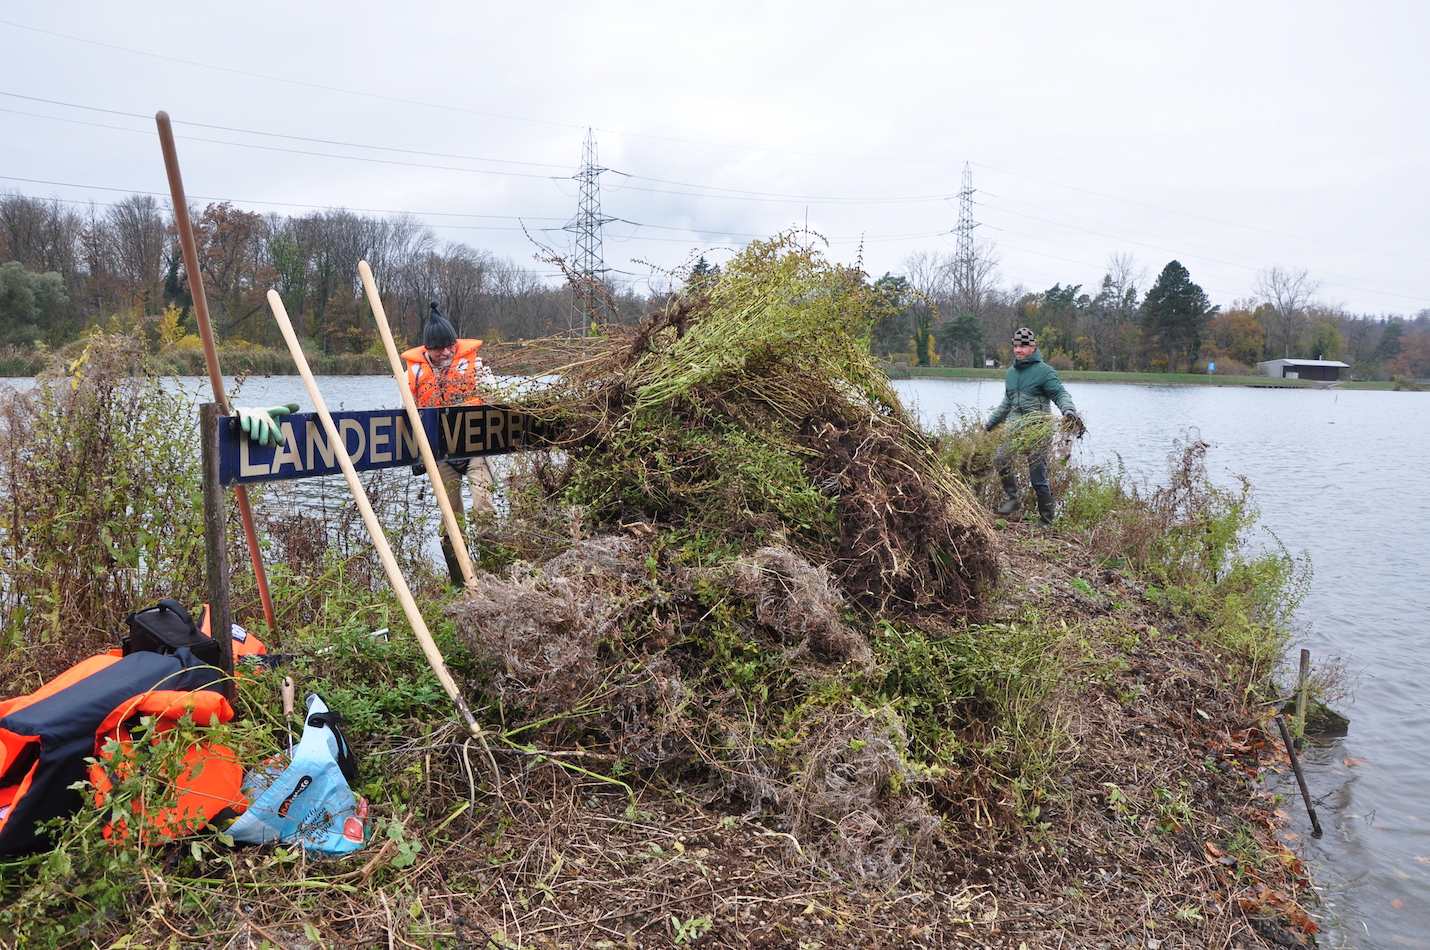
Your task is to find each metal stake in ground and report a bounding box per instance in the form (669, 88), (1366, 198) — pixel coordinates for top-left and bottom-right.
(1276, 714), (1323, 838)
(155, 111), (277, 641)
(264, 289), (483, 738)
(357, 260), (476, 589)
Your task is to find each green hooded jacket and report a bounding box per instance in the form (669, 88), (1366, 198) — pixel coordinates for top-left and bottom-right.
(987, 348), (1076, 429)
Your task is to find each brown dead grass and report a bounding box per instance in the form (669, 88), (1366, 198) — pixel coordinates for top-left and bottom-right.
(131, 522), (1316, 950)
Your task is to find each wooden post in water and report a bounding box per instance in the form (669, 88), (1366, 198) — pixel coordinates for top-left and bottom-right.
(200, 403), (235, 699)
(1295, 648), (1311, 749)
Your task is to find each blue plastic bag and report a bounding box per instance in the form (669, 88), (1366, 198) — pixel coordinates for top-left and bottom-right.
(227, 694), (366, 855)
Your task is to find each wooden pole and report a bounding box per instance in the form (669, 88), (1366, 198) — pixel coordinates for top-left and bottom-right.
(200, 403), (235, 698)
(155, 111), (277, 636)
(357, 261), (476, 589)
(1276, 715), (1323, 838)
(264, 289), (483, 737)
(1295, 648), (1311, 749)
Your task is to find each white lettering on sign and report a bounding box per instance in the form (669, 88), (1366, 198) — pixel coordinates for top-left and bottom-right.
(339, 418), (365, 459)
(271, 422), (303, 474)
(370, 416), (392, 463)
(508, 411), (525, 445)
(307, 421), (336, 469)
(486, 408), (506, 450)
(396, 415), (419, 461)
(239, 433), (270, 477)
(442, 412), (464, 456)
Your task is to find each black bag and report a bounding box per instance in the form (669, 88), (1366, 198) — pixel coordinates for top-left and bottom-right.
(123, 599), (221, 667)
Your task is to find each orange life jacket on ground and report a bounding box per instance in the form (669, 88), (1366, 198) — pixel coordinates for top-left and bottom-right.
(401, 339), (488, 408)
(88, 682), (245, 845)
(0, 650), (243, 853)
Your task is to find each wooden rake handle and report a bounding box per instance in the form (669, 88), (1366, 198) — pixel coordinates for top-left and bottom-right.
(358, 260), (476, 589)
(264, 289), (482, 737)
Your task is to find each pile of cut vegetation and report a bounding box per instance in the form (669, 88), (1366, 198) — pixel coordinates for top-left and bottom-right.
(499, 233), (1000, 614)
(449, 234), (1003, 879)
(0, 255), (1321, 948)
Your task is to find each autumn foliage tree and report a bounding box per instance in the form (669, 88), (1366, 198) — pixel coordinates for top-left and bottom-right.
(1201, 301), (1269, 369)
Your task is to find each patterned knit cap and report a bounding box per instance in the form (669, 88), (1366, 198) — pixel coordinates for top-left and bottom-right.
(1011, 327), (1037, 346)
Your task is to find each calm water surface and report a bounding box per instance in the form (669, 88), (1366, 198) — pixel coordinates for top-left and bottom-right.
(893, 378), (1430, 949)
(5, 373), (1426, 945)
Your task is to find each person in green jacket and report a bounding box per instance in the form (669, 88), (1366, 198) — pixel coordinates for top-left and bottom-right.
(984, 327), (1081, 526)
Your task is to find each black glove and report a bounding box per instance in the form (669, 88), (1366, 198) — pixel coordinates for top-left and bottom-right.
(984, 420), (997, 432)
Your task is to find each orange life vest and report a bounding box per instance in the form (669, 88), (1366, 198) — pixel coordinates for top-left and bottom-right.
(0, 650), (243, 853)
(401, 339), (487, 408)
(89, 685), (245, 844)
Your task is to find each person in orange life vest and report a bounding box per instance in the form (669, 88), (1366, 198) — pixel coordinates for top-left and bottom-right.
(401, 303), (497, 586)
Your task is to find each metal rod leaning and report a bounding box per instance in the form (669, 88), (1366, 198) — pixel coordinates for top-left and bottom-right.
(357, 260), (476, 589)
(265, 289), (483, 738)
(155, 111), (277, 638)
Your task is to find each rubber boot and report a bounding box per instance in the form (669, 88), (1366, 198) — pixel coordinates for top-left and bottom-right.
(439, 534), (465, 589)
(1036, 492), (1057, 527)
(994, 474), (1021, 516)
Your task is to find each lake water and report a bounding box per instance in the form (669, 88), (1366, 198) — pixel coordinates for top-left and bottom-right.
(5, 372), (1426, 944)
(892, 377), (1430, 949)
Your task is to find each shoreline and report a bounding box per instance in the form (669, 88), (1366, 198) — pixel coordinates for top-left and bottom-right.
(895, 365), (1414, 391)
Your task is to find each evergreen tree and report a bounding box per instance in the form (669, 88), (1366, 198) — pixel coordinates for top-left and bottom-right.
(1138, 261), (1216, 371)
(934, 312), (985, 366)
(1373, 320), (1403, 362)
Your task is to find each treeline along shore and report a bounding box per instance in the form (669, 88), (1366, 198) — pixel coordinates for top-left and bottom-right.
(3, 187), (1429, 384)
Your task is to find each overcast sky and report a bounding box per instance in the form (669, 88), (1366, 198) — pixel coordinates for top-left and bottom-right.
(3, 1), (1427, 314)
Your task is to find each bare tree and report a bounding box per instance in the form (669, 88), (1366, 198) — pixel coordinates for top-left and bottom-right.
(0, 191), (85, 336)
(1091, 252), (1144, 370)
(428, 245), (492, 337)
(103, 195), (168, 313)
(0, 191), (83, 278)
(951, 241), (1001, 322)
(1256, 266), (1321, 359)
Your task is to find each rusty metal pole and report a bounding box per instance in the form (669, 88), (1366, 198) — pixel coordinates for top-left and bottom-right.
(155, 111), (277, 636)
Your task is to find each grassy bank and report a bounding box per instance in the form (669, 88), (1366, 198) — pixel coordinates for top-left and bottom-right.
(0, 307), (1324, 946)
(0, 342), (390, 379)
(897, 364), (1408, 390)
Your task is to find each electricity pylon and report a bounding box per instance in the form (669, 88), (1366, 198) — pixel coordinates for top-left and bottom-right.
(565, 128), (613, 332)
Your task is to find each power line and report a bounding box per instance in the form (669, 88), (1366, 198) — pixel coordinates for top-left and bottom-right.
(2, 92), (965, 206)
(0, 91), (575, 172)
(0, 19), (969, 167)
(0, 174), (565, 223)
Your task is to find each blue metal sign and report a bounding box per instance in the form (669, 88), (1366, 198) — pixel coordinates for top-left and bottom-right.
(219, 405), (548, 486)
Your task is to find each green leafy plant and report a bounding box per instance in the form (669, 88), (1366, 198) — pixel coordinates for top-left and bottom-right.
(671, 914), (713, 944)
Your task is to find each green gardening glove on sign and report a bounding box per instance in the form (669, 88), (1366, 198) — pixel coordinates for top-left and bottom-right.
(235, 403), (300, 447)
